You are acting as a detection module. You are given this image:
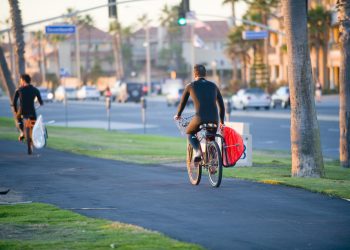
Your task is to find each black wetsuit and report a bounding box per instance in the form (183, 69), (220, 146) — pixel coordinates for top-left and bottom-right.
(177, 78), (225, 134)
(13, 84), (43, 131)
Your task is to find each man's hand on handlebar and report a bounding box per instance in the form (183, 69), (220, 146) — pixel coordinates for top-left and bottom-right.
(174, 115), (181, 120)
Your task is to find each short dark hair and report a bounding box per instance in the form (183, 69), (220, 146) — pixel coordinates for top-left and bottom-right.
(194, 64), (206, 77)
(20, 74), (31, 84)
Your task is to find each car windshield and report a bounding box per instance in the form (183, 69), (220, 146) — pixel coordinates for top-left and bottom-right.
(128, 83), (142, 90)
(66, 88), (75, 92)
(246, 88), (264, 94)
(86, 87), (96, 91)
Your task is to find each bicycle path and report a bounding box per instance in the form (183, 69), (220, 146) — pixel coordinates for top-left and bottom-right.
(0, 140), (349, 250)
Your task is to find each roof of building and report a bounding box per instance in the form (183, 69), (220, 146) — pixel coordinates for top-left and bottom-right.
(132, 26), (158, 39)
(66, 25), (113, 42)
(181, 20), (230, 41)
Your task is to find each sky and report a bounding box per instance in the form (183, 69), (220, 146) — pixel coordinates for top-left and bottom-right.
(0, 0), (248, 33)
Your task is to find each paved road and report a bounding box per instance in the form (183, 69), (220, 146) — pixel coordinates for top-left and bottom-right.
(0, 95), (340, 158)
(1, 141), (349, 250)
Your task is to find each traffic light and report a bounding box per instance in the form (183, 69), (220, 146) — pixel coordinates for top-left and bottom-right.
(177, 0), (190, 26)
(108, 0), (117, 19)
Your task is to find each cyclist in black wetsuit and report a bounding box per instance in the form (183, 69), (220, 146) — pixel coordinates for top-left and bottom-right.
(174, 64), (225, 161)
(12, 74), (43, 141)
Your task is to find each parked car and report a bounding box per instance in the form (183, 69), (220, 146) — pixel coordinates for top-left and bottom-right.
(142, 81), (162, 95)
(37, 87), (54, 102)
(271, 86), (290, 109)
(231, 88), (271, 110)
(166, 88), (193, 107)
(54, 86), (77, 101)
(77, 86), (100, 100)
(116, 82), (143, 103)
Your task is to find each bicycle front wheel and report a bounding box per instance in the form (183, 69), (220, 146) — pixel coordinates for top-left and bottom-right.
(207, 141), (223, 187)
(186, 143), (202, 185)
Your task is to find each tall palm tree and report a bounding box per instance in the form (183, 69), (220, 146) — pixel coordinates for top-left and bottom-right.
(32, 30), (47, 84)
(244, 0), (279, 85)
(308, 5), (331, 89)
(159, 4), (182, 71)
(336, 0), (350, 168)
(109, 20), (124, 80)
(222, 0), (239, 26)
(79, 14), (94, 85)
(8, 0), (25, 78)
(226, 25), (251, 88)
(282, 0), (324, 177)
(48, 35), (66, 80)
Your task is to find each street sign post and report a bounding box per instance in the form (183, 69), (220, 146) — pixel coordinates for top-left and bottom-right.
(242, 30), (268, 40)
(45, 25), (76, 34)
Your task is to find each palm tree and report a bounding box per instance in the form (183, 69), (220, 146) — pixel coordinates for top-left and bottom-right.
(222, 0), (240, 26)
(109, 20), (124, 80)
(120, 26), (133, 76)
(8, 0), (25, 78)
(226, 25), (251, 88)
(79, 14), (94, 85)
(48, 34), (65, 80)
(282, 0), (324, 177)
(32, 30), (47, 84)
(244, 0), (279, 85)
(159, 4), (182, 71)
(336, 0), (350, 168)
(308, 5), (331, 89)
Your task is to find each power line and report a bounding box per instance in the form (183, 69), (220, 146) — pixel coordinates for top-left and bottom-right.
(0, 0), (157, 35)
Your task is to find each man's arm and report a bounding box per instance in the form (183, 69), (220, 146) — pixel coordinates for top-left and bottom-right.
(176, 84), (190, 117)
(36, 88), (44, 106)
(216, 88), (225, 124)
(12, 89), (19, 113)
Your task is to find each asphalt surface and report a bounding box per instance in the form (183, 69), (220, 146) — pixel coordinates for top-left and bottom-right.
(1, 141), (349, 250)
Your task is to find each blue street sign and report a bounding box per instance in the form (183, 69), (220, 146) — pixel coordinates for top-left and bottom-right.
(242, 30), (268, 40)
(45, 25), (76, 34)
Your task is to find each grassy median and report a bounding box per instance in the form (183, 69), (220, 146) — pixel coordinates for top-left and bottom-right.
(0, 203), (202, 250)
(1, 117), (349, 199)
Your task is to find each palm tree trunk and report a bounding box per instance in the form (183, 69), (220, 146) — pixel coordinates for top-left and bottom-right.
(8, 0), (25, 76)
(282, 0), (324, 177)
(116, 31), (124, 79)
(315, 44), (320, 82)
(55, 45), (60, 79)
(84, 28), (92, 85)
(112, 34), (121, 79)
(0, 46), (16, 98)
(0, 46), (20, 130)
(337, 0), (350, 168)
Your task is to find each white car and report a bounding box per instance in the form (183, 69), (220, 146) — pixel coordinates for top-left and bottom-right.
(232, 88), (271, 110)
(37, 87), (54, 102)
(271, 86), (290, 109)
(77, 86), (100, 100)
(54, 86), (77, 101)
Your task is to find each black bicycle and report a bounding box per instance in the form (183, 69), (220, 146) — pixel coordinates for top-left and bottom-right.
(176, 115), (223, 187)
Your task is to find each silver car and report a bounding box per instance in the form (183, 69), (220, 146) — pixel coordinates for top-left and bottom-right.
(231, 88), (271, 110)
(271, 86), (290, 109)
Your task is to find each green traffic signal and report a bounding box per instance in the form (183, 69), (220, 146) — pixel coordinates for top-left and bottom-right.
(178, 17), (187, 26)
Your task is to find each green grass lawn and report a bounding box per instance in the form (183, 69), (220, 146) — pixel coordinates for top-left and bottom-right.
(1, 117), (349, 199)
(0, 203), (202, 250)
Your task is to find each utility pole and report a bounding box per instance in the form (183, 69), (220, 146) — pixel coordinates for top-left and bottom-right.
(145, 23), (151, 96)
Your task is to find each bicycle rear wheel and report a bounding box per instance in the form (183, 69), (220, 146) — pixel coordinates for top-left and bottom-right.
(186, 143), (202, 185)
(26, 126), (33, 155)
(207, 141), (223, 187)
